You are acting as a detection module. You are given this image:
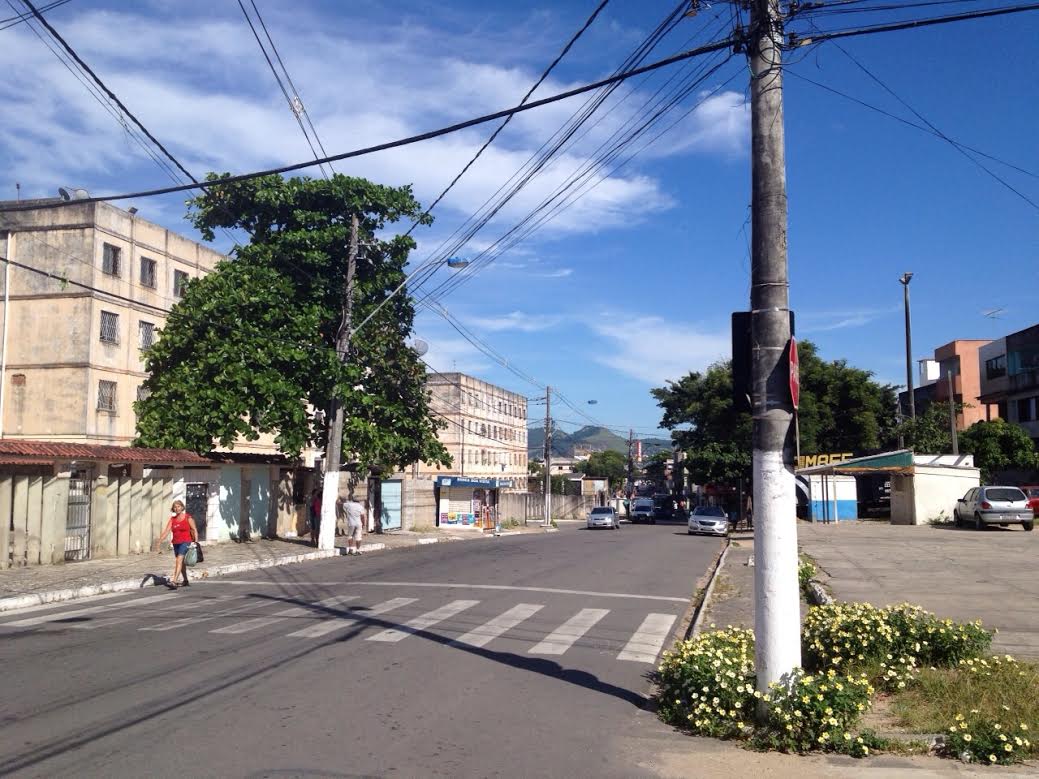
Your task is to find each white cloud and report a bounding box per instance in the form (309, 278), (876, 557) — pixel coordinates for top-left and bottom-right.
(418, 334), (490, 375)
(588, 315), (729, 385)
(464, 310), (561, 333)
(798, 306), (901, 334)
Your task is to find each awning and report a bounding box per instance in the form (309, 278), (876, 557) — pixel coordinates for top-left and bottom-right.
(435, 476), (504, 489)
(797, 449), (914, 476)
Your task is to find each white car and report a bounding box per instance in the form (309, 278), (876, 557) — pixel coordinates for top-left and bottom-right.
(687, 505), (729, 537)
(954, 486), (1034, 531)
(587, 506), (620, 530)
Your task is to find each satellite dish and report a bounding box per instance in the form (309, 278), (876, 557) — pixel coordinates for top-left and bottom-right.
(58, 187), (90, 201)
(409, 338), (429, 356)
(58, 187), (72, 201)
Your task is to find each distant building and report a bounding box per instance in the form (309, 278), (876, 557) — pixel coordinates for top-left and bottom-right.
(413, 372), (528, 489)
(979, 324), (1039, 446)
(899, 340), (997, 430)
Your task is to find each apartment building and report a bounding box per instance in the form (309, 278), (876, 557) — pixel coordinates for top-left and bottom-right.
(979, 324), (1039, 446)
(0, 198), (250, 446)
(931, 340), (998, 429)
(416, 372), (528, 489)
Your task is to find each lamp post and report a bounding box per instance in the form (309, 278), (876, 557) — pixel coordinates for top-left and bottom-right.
(899, 273), (915, 422)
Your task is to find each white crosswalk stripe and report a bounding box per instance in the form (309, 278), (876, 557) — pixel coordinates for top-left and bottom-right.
(211, 596), (358, 635)
(528, 608), (609, 656)
(4, 593), (173, 628)
(140, 596), (254, 632)
(367, 599), (479, 643)
(451, 603), (544, 649)
(617, 612), (678, 663)
(287, 597), (418, 639)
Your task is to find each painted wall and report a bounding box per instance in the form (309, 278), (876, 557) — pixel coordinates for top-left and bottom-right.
(807, 474), (858, 521)
(890, 466), (980, 525)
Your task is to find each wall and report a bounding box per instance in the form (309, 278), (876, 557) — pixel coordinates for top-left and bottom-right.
(807, 474), (858, 521)
(891, 466), (980, 525)
(0, 467), (68, 567)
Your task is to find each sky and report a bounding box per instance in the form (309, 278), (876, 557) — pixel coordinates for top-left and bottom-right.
(1, 0), (1036, 441)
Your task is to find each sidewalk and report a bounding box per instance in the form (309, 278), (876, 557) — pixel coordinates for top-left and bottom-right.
(0, 524), (548, 612)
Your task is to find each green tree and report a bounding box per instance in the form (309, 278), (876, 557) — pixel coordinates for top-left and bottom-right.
(898, 402), (955, 454)
(135, 173), (450, 472)
(651, 342), (900, 486)
(579, 450), (628, 488)
(644, 450), (670, 484)
(960, 419), (1038, 481)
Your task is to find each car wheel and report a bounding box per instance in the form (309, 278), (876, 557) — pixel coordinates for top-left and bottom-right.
(974, 513), (985, 531)
(687, 530), (694, 535)
(1024, 521), (1034, 532)
(953, 510), (961, 527)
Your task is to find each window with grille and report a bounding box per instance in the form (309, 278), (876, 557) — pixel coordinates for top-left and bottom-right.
(173, 269), (189, 297)
(139, 321), (155, 349)
(100, 310), (119, 343)
(102, 243), (121, 276)
(97, 380), (117, 412)
(137, 384), (151, 402)
(140, 257), (157, 288)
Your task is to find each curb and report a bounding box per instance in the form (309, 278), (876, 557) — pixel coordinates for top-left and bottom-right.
(0, 548), (342, 613)
(687, 539), (732, 638)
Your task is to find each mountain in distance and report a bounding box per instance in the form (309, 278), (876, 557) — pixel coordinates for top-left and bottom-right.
(527, 425), (672, 459)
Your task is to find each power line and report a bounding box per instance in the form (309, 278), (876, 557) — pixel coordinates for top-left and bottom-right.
(0, 35), (739, 214)
(0, 0), (69, 30)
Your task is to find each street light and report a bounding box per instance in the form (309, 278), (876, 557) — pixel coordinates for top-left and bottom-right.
(899, 272), (915, 421)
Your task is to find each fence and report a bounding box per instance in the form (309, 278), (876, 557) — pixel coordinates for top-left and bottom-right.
(498, 492), (598, 523)
(0, 470), (68, 568)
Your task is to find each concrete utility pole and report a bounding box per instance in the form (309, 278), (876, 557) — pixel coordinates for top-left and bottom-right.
(947, 370), (959, 455)
(748, 0), (801, 690)
(319, 213), (359, 551)
(900, 272), (915, 421)
(626, 428), (634, 494)
(543, 386), (552, 526)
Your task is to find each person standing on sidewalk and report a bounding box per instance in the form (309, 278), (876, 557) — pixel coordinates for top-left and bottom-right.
(157, 500), (198, 589)
(309, 488), (322, 547)
(343, 493), (366, 555)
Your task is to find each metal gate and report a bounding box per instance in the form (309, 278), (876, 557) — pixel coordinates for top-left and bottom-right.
(185, 483), (209, 542)
(65, 478), (91, 561)
(380, 480), (402, 530)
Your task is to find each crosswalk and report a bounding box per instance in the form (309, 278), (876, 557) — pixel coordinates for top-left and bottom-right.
(0, 590), (679, 665)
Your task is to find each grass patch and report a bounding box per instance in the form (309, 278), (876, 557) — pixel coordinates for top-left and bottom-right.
(891, 658), (1039, 759)
(500, 518), (522, 529)
(411, 523), (437, 534)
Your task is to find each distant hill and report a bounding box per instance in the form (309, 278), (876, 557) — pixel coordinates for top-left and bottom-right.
(527, 425), (672, 460)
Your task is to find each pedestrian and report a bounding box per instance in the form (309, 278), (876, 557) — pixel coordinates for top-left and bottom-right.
(342, 492), (366, 555)
(309, 488), (322, 547)
(157, 500), (199, 589)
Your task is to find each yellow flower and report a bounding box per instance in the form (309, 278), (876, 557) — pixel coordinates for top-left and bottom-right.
(988, 755), (997, 763)
(964, 734), (972, 743)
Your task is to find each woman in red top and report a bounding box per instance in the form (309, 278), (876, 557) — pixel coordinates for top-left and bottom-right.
(158, 500), (199, 589)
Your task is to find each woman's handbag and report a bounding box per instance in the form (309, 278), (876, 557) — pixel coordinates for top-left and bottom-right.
(184, 543), (199, 567)
(195, 542), (204, 563)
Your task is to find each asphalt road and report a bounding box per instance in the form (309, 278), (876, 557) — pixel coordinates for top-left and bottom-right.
(0, 521), (723, 778)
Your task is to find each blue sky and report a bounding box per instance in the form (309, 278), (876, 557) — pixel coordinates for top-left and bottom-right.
(1, 0), (1036, 440)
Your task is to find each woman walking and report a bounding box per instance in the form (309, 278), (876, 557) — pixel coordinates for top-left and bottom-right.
(158, 500), (199, 589)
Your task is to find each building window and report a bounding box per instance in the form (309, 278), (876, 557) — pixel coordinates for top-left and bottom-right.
(102, 243), (121, 276)
(97, 380), (117, 412)
(985, 355), (1007, 380)
(1019, 397), (1036, 423)
(139, 321), (155, 349)
(173, 269), (190, 297)
(100, 310), (119, 343)
(140, 257), (157, 288)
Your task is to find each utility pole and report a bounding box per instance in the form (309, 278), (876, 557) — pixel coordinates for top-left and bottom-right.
(319, 213), (359, 551)
(543, 386), (552, 526)
(748, 0), (801, 691)
(900, 272), (915, 421)
(626, 428), (634, 494)
(947, 370), (959, 455)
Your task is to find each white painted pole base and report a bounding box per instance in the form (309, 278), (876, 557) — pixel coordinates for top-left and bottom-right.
(319, 470), (340, 552)
(753, 448), (802, 691)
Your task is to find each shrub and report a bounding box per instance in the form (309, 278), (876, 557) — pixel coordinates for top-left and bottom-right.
(798, 557), (817, 594)
(943, 713), (1032, 765)
(752, 668), (874, 757)
(802, 602), (991, 690)
(657, 627), (755, 737)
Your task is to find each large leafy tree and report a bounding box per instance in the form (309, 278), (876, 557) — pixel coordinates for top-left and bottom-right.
(651, 341), (899, 486)
(574, 449), (628, 488)
(960, 419), (1038, 481)
(135, 173), (450, 471)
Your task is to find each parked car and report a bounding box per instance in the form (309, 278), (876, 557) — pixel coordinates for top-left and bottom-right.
(954, 486), (1034, 531)
(687, 505), (729, 537)
(586, 506), (620, 530)
(1021, 485), (1039, 517)
(630, 498), (656, 524)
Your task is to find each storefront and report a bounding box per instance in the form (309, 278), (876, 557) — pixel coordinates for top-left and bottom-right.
(435, 476), (502, 529)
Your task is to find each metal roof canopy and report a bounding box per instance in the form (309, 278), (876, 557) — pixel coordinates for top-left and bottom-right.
(797, 449), (914, 476)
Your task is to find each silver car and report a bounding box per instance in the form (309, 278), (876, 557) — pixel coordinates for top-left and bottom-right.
(688, 506), (729, 537)
(955, 486), (1034, 531)
(587, 506), (620, 530)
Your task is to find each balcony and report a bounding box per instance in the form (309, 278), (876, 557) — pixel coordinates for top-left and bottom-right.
(1009, 368), (1039, 393)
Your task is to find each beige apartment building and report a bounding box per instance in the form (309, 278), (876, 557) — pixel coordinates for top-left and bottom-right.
(0, 198), (276, 448)
(416, 372), (528, 489)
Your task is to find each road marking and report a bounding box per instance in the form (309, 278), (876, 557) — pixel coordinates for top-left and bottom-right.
(287, 597), (418, 639)
(367, 599), (479, 643)
(0, 590), (133, 618)
(451, 603), (544, 649)
(139, 597), (255, 632)
(209, 580), (688, 603)
(210, 596), (358, 635)
(617, 612), (678, 663)
(4, 593), (174, 628)
(70, 616), (131, 630)
(528, 608), (609, 655)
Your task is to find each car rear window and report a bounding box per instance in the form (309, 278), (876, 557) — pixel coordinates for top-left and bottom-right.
(984, 487), (1026, 502)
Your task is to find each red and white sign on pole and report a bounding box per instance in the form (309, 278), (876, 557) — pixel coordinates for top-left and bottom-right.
(789, 337), (800, 410)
